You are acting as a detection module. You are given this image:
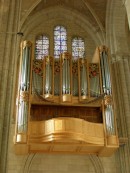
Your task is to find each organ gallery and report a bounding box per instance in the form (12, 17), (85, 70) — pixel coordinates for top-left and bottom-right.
(14, 40), (119, 156)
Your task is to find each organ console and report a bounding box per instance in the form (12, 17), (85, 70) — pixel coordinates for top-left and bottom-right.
(14, 41), (119, 156)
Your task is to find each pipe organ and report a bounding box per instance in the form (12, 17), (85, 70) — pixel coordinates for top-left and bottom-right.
(14, 41), (119, 156)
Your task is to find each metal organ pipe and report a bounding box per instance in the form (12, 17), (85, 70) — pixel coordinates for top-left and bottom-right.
(65, 59), (67, 93)
(44, 56), (53, 98)
(67, 59), (70, 94)
(99, 46), (115, 136)
(62, 59), (65, 94)
(105, 105), (115, 135)
(103, 50), (111, 94)
(17, 41), (32, 133)
(100, 48), (111, 95)
(27, 47), (31, 91)
(81, 60), (87, 96)
(100, 51), (106, 94)
(45, 63), (50, 94)
(62, 55), (70, 95)
(20, 46), (30, 91)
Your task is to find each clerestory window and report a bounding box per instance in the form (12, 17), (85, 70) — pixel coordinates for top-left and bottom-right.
(35, 35), (49, 59)
(54, 25), (67, 58)
(35, 26), (85, 59)
(72, 37), (85, 59)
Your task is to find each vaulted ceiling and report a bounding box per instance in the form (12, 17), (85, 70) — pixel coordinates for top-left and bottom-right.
(21, 0), (107, 30)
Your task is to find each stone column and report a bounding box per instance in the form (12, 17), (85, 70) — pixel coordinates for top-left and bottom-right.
(111, 54), (130, 173)
(117, 55), (130, 138)
(0, 0), (21, 172)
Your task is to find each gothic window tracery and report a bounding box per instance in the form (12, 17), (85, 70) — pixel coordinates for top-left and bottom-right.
(35, 35), (49, 59)
(35, 27), (85, 60)
(72, 37), (85, 59)
(54, 25), (67, 58)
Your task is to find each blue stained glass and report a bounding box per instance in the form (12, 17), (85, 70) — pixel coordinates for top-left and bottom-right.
(72, 37), (85, 59)
(54, 26), (67, 58)
(35, 35), (49, 59)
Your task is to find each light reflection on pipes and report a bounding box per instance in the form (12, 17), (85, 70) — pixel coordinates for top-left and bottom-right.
(45, 63), (52, 94)
(17, 41), (32, 133)
(81, 62), (87, 96)
(100, 46), (115, 136)
(62, 58), (70, 94)
(105, 105), (115, 135)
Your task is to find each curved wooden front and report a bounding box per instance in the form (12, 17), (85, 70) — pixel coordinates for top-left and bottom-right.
(28, 118), (104, 145)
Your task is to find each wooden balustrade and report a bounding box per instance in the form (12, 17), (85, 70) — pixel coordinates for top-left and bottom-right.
(28, 117), (104, 144)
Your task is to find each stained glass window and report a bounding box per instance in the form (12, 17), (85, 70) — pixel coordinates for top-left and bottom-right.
(35, 35), (49, 59)
(72, 37), (85, 59)
(54, 26), (67, 58)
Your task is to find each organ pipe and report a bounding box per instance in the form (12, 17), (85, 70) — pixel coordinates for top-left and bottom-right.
(104, 95), (115, 135)
(79, 58), (89, 100)
(43, 56), (54, 98)
(99, 46), (115, 135)
(60, 52), (72, 102)
(17, 41), (32, 133)
(100, 47), (111, 94)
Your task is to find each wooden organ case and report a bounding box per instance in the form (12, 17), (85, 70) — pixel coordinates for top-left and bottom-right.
(14, 41), (119, 156)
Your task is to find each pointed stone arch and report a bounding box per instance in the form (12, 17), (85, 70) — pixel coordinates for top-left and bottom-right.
(23, 154), (104, 173)
(106, 0), (129, 54)
(21, 6), (104, 45)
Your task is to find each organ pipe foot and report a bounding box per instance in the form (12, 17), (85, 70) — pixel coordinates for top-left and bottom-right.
(62, 94), (72, 102)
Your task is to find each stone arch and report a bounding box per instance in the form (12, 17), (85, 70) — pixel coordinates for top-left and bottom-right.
(19, 0), (42, 30)
(106, 0), (129, 54)
(23, 154), (36, 173)
(23, 154), (104, 173)
(20, 0), (105, 43)
(20, 6), (105, 45)
(81, 0), (105, 38)
(89, 155), (104, 173)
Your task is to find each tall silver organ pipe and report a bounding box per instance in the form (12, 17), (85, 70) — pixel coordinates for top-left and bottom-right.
(44, 56), (53, 98)
(105, 105), (115, 135)
(61, 53), (71, 95)
(79, 58), (88, 98)
(100, 47), (111, 94)
(17, 41), (32, 133)
(104, 95), (115, 135)
(99, 46), (115, 135)
(21, 43), (31, 91)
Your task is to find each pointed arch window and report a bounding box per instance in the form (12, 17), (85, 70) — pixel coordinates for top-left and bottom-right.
(54, 26), (67, 58)
(35, 35), (49, 59)
(72, 37), (85, 59)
